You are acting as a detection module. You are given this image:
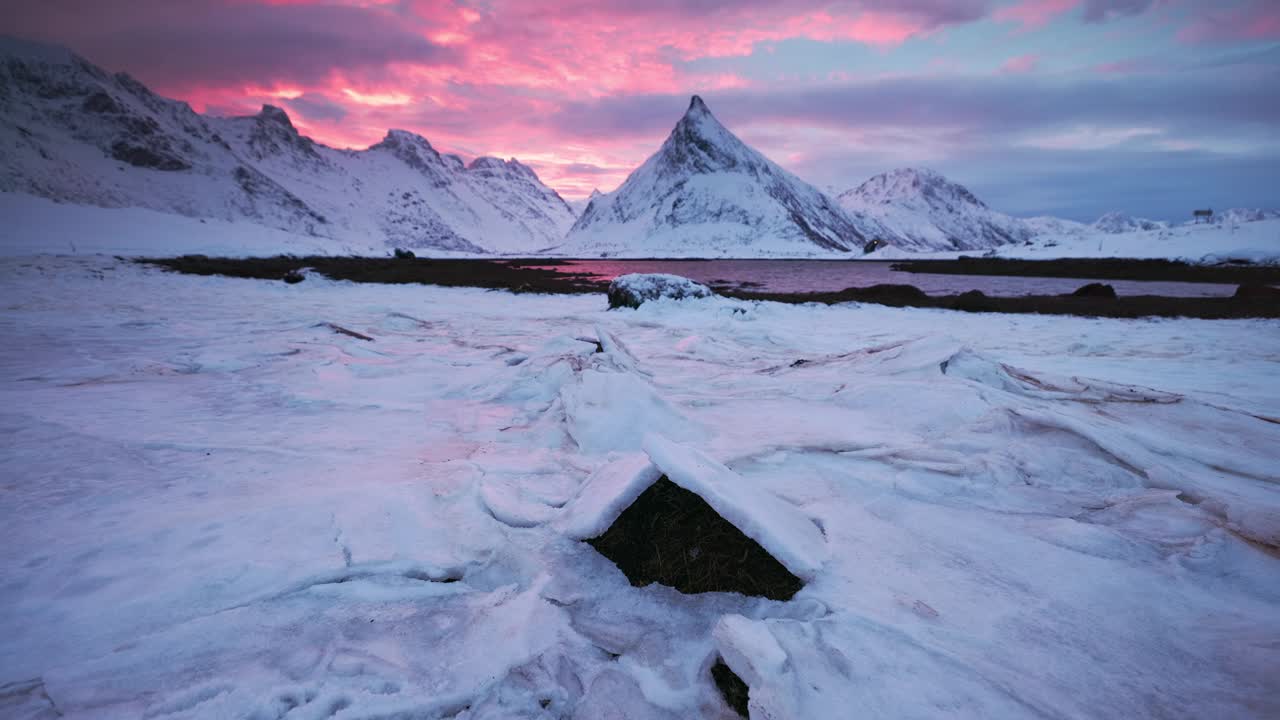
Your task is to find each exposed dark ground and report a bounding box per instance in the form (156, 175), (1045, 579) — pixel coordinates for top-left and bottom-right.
(891, 257), (1280, 284)
(711, 659), (750, 717)
(725, 284), (1280, 319)
(586, 477), (805, 602)
(139, 256), (1279, 319)
(140, 255), (605, 293)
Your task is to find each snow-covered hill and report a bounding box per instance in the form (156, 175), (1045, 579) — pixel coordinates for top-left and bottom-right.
(1202, 208), (1280, 226)
(0, 36), (574, 254)
(837, 168), (1035, 251)
(1022, 215), (1091, 237)
(1092, 211), (1167, 234)
(567, 189), (602, 217)
(561, 96), (887, 257)
(998, 217), (1280, 264)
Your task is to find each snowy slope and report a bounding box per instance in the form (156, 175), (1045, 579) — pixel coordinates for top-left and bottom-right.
(993, 216), (1280, 264)
(0, 36), (574, 254)
(865, 218), (1280, 264)
(0, 191), (387, 257)
(1022, 215), (1091, 237)
(561, 96), (886, 257)
(1092, 211), (1167, 234)
(837, 168), (1035, 251)
(567, 189), (602, 217)
(1, 255), (1277, 718)
(1202, 208), (1280, 226)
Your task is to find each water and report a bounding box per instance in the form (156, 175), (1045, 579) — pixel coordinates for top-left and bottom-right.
(533, 260), (1239, 297)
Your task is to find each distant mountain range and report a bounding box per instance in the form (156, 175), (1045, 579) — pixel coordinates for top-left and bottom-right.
(0, 36), (574, 254)
(2, 36), (1275, 257)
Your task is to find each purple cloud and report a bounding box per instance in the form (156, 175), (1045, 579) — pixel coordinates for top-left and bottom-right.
(3, 0), (457, 90)
(1081, 0), (1163, 23)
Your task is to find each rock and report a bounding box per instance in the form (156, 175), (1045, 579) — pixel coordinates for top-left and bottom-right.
(82, 91), (121, 114)
(607, 273), (714, 309)
(953, 290), (996, 312)
(711, 659), (749, 718)
(862, 238), (889, 254)
(393, 248), (416, 259)
(282, 270), (305, 284)
(851, 284), (927, 303)
(110, 141), (191, 171)
(1072, 282), (1117, 299)
(1233, 284), (1280, 302)
(585, 476), (804, 600)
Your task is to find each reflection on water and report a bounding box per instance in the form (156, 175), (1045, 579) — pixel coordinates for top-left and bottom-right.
(531, 260), (1238, 298)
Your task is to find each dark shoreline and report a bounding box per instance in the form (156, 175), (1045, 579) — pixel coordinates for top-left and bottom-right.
(890, 257), (1280, 285)
(138, 255), (1280, 319)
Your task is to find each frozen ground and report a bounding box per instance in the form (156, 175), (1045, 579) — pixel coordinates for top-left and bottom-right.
(1, 255), (1278, 718)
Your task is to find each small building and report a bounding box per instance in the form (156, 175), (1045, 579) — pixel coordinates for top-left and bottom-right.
(1193, 208), (1214, 224)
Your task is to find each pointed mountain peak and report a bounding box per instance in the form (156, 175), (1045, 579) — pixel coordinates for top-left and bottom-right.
(257, 104), (295, 129)
(374, 129), (434, 152)
(676, 94), (723, 132)
(654, 94), (758, 177)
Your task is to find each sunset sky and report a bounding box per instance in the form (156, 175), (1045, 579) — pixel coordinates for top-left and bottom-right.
(6, 0), (1278, 220)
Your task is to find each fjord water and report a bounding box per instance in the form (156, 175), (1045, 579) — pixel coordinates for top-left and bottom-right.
(538, 259), (1239, 297)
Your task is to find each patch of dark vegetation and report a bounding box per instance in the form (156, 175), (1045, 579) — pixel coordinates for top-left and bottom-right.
(139, 256), (608, 294)
(140, 257), (1280, 318)
(1234, 283), (1280, 302)
(855, 283), (928, 302)
(1072, 282), (1117, 299)
(711, 659), (750, 718)
(954, 289), (996, 313)
(586, 477), (804, 601)
(890, 257), (1280, 285)
(722, 284), (1280, 319)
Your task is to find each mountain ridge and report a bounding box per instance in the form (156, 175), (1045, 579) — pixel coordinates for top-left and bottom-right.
(837, 167), (1035, 251)
(563, 95), (888, 257)
(0, 36), (574, 254)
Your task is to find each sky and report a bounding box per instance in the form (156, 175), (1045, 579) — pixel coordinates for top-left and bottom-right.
(4, 0), (1278, 221)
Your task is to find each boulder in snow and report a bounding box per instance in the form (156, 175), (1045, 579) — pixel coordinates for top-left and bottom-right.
(607, 273), (714, 309)
(569, 436), (826, 600)
(1071, 283), (1117, 299)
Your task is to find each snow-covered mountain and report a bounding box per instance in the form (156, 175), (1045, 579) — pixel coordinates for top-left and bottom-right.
(1202, 208), (1280, 226)
(0, 36), (574, 254)
(561, 96), (886, 257)
(1022, 215), (1091, 237)
(837, 168), (1035, 251)
(1092, 211), (1166, 234)
(567, 189), (602, 217)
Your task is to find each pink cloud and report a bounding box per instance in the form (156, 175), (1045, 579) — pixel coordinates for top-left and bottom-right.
(994, 0), (1079, 29)
(1178, 1), (1280, 43)
(1000, 53), (1040, 73)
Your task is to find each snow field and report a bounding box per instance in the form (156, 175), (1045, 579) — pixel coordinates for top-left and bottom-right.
(0, 256), (1277, 718)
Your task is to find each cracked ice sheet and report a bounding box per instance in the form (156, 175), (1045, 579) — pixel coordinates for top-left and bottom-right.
(0, 256), (1278, 719)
